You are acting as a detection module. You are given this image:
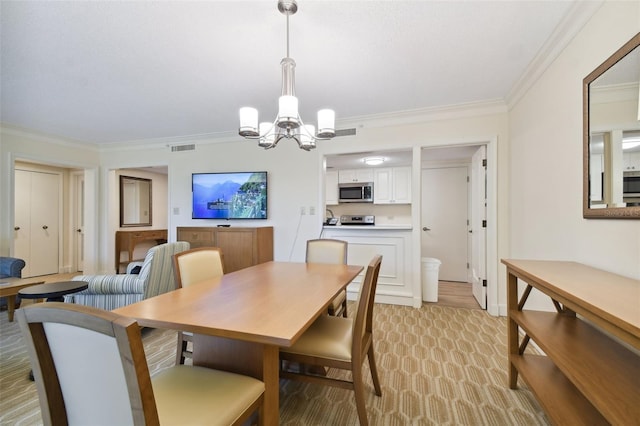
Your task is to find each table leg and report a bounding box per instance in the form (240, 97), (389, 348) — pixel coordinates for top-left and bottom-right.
(192, 334), (280, 426)
(6, 295), (16, 322)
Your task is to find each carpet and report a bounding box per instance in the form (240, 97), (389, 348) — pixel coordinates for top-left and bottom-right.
(0, 302), (548, 425)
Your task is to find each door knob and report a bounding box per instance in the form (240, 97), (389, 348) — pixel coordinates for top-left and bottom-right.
(422, 227), (431, 231)
(14, 226), (20, 231)
(42, 225), (48, 230)
(77, 229), (82, 233)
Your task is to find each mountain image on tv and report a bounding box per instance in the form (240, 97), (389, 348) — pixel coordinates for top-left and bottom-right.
(192, 172), (267, 219)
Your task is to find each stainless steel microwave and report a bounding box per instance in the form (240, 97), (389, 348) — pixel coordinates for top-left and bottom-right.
(338, 182), (373, 203)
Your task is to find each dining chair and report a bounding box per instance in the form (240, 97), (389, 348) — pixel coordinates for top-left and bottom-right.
(279, 254), (383, 426)
(172, 246), (225, 365)
(306, 238), (349, 317)
(16, 302), (264, 426)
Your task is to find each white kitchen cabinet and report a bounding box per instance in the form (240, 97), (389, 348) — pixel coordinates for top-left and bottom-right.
(325, 170), (339, 205)
(338, 168), (374, 183)
(374, 166), (411, 204)
(623, 151), (640, 171)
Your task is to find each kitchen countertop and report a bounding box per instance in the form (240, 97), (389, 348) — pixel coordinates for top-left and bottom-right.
(323, 224), (412, 230)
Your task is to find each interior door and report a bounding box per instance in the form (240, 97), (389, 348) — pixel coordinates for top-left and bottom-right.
(15, 169), (60, 277)
(471, 146), (487, 309)
(421, 167), (468, 282)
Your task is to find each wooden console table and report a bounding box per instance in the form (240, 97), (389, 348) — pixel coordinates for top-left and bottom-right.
(115, 229), (167, 273)
(503, 259), (639, 425)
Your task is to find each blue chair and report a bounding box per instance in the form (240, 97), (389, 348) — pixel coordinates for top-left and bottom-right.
(0, 257), (26, 308)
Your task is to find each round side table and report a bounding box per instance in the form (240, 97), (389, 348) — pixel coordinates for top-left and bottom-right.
(18, 280), (88, 302)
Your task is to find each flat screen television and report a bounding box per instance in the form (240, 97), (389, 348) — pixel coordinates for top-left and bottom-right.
(192, 171), (267, 219)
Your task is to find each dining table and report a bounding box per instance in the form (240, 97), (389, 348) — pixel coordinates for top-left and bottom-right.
(114, 260), (363, 426)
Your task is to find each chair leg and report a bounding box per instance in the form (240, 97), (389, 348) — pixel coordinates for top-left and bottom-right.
(342, 299), (348, 318)
(367, 345), (382, 396)
(352, 363), (369, 426)
(175, 332), (187, 365)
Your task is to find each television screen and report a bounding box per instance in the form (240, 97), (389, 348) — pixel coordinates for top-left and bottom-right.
(192, 172), (267, 219)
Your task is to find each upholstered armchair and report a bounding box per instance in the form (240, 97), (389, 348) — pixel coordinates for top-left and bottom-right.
(0, 256), (26, 308)
(64, 242), (190, 310)
(0, 256), (26, 279)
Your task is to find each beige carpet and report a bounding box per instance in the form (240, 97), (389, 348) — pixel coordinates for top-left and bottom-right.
(0, 302), (548, 425)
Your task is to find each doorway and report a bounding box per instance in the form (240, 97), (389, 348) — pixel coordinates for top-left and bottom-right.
(420, 144), (488, 310)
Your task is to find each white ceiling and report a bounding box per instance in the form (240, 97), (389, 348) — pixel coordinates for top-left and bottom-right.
(1, 1), (579, 145)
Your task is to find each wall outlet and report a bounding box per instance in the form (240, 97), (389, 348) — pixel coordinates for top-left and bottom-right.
(300, 206), (306, 215)
(173, 207), (180, 215)
(309, 206), (315, 215)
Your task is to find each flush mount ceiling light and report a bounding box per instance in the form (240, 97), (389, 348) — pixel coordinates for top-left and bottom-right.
(363, 157), (385, 166)
(238, 0), (335, 151)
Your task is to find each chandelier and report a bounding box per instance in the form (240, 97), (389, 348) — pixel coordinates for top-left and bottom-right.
(238, 0), (335, 151)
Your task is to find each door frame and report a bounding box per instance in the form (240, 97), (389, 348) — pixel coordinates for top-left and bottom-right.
(412, 137), (498, 315)
(9, 153), (97, 275)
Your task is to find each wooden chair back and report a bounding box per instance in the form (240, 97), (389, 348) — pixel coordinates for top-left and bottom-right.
(353, 255), (382, 357)
(16, 302), (158, 426)
(172, 247), (225, 288)
(305, 239), (348, 264)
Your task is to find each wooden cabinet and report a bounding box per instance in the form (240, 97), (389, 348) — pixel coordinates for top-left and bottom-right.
(325, 170), (339, 205)
(502, 259), (639, 425)
(177, 226), (273, 273)
(115, 229), (167, 273)
(338, 169), (374, 183)
(374, 167), (411, 204)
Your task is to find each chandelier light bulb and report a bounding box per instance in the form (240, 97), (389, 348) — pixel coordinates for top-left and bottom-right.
(239, 107), (259, 137)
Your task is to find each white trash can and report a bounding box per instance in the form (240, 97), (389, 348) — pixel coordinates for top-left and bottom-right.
(421, 257), (442, 302)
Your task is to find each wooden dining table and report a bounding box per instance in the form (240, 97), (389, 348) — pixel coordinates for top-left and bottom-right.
(114, 260), (363, 426)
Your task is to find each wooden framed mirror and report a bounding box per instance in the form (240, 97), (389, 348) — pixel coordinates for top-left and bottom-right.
(119, 175), (152, 227)
(583, 32), (640, 219)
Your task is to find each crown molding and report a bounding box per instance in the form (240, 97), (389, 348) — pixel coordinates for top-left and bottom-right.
(0, 123), (100, 151)
(506, 1), (604, 110)
(337, 99), (508, 130)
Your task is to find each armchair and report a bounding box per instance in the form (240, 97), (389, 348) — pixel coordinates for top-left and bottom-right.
(1, 256), (26, 308)
(64, 242), (189, 310)
(0, 256), (26, 279)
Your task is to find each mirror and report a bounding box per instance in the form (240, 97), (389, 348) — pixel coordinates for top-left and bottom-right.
(120, 175), (152, 227)
(584, 33), (640, 219)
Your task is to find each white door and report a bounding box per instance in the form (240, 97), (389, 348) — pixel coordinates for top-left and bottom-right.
(421, 167), (468, 282)
(471, 146), (487, 309)
(14, 169), (60, 277)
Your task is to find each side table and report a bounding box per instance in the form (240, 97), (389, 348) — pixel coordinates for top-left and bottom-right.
(0, 277), (46, 322)
(18, 281), (89, 303)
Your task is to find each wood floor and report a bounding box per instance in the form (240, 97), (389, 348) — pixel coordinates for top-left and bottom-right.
(431, 281), (481, 310)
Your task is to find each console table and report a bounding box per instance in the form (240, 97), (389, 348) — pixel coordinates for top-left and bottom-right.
(115, 229), (167, 273)
(502, 259), (639, 425)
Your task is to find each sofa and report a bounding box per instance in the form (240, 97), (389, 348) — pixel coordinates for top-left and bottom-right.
(64, 242), (189, 310)
(0, 256), (26, 308)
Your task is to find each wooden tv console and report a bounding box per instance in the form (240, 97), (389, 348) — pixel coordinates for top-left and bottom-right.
(502, 259), (639, 425)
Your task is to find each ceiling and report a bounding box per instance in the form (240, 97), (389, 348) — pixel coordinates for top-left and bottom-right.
(1, 1), (580, 146)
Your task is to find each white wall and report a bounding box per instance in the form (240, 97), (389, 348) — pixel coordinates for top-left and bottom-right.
(509, 1), (640, 311)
